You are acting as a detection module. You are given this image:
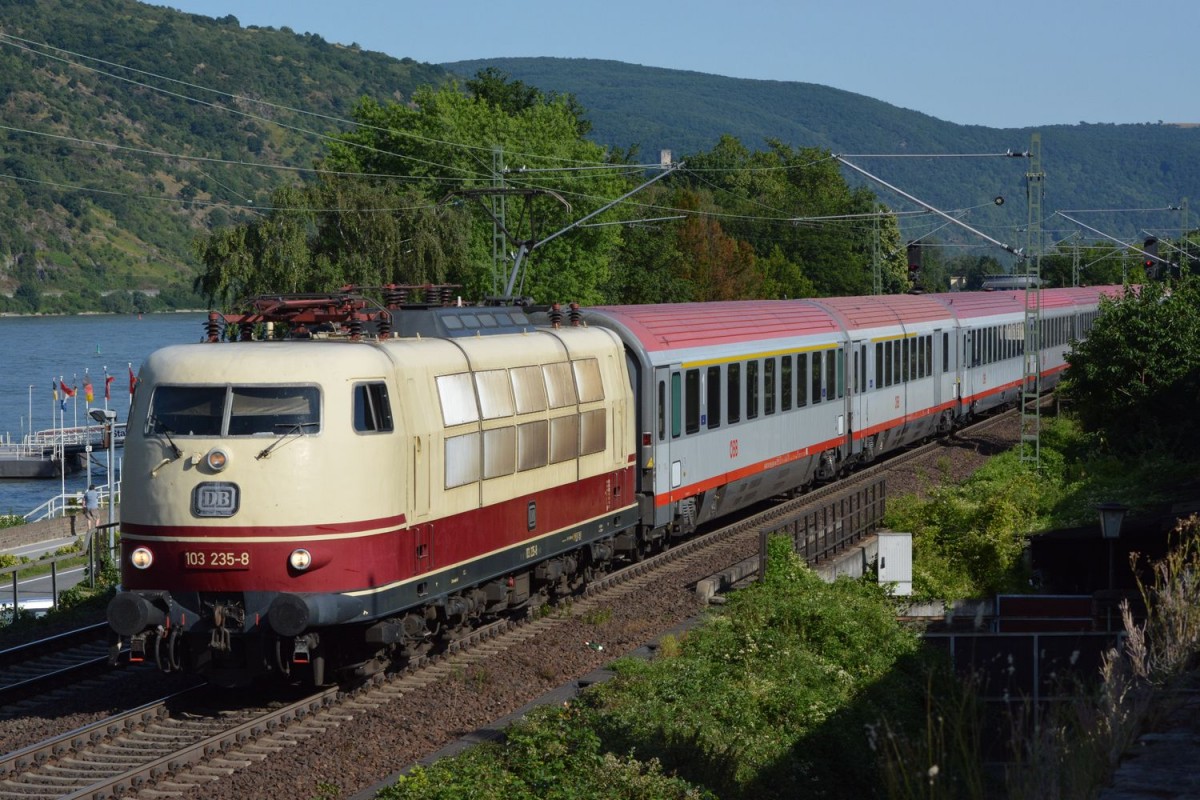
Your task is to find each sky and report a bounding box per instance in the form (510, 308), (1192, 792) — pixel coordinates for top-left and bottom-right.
(150, 0), (1194, 129)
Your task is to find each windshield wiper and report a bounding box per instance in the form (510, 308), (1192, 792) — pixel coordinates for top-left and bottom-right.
(149, 416), (183, 459)
(256, 421), (318, 460)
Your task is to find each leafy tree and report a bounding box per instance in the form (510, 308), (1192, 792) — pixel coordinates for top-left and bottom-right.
(1059, 278), (1200, 455)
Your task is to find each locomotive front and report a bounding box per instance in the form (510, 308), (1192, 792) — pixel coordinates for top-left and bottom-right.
(107, 341), (404, 686)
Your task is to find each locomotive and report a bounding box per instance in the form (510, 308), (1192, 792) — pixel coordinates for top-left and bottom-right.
(107, 284), (1121, 686)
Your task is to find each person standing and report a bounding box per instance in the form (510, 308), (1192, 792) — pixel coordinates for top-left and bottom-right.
(84, 484), (100, 531)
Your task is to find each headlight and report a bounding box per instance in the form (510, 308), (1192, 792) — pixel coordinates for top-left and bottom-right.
(288, 549), (312, 571)
(205, 448), (229, 472)
(130, 547), (154, 569)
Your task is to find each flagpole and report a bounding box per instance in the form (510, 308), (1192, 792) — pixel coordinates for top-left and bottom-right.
(58, 377), (65, 505)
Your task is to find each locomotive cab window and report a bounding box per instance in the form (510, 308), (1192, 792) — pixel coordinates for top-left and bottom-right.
(147, 385), (320, 437)
(353, 382), (393, 433)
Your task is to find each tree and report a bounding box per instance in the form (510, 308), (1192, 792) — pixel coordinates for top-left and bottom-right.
(1060, 278), (1200, 455)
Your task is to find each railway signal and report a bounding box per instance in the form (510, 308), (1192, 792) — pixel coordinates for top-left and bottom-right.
(906, 242), (922, 284)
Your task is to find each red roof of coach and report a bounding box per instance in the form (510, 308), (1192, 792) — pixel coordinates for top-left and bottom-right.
(588, 300), (841, 352)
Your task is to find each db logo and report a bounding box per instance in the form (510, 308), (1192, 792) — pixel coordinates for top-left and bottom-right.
(729, 439), (739, 458)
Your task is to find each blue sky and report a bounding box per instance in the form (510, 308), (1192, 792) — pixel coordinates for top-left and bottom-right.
(148, 0), (1194, 129)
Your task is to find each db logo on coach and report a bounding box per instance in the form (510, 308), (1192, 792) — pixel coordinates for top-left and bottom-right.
(729, 439), (739, 458)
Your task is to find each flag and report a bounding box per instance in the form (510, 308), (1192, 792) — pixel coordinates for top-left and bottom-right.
(84, 376), (94, 403)
(52, 379), (58, 402)
(60, 380), (76, 398)
(105, 375), (115, 401)
(129, 364), (137, 395)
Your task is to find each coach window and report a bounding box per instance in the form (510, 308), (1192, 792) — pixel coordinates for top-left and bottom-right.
(706, 366), (721, 429)
(727, 362), (741, 424)
(797, 353), (808, 407)
(900, 338), (909, 382)
(353, 382), (393, 433)
(875, 343), (884, 389)
(829, 347), (841, 399)
(812, 350), (823, 404)
(781, 356), (793, 411)
(942, 333), (949, 373)
(925, 336), (933, 378)
(671, 372), (682, 439)
(764, 358), (776, 415)
(657, 381), (666, 441)
(685, 368), (701, 434)
(746, 360), (759, 419)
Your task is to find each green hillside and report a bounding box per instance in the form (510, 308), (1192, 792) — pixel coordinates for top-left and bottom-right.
(1, 0), (1196, 312)
(445, 58), (1200, 243)
(0, 0), (447, 311)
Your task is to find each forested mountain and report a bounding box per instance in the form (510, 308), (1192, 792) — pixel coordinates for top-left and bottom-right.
(0, 0), (446, 311)
(0, 0), (1195, 312)
(446, 58), (1200, 243)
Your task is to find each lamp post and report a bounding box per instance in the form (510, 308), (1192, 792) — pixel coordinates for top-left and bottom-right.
(1097, 501), (1128, 631)
(90, 408), (118, 556)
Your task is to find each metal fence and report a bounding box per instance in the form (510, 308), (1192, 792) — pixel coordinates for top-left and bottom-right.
(759, 479), (887, 577)
(1, 524), (118, 623)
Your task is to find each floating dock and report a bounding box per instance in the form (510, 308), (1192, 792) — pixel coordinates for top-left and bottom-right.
(0, 424), (125, 479)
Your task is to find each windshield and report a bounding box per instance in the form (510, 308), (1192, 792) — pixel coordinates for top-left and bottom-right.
(147, 385), (321, 437)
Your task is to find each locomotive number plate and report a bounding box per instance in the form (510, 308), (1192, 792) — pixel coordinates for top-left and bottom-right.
(182, 550), (252, 570)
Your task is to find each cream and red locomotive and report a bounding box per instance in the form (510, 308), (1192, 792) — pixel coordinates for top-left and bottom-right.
(107, 285), (1119, 686)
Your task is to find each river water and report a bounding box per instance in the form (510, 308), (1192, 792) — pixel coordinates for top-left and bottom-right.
(0, 312), (209, 516)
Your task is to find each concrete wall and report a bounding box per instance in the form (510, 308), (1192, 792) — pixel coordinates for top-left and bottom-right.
(0, 513), (82, 550)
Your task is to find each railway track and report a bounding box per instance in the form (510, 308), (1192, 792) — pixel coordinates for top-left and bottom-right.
(0, 409), (1019, 799)
(0, 624), (118, 711)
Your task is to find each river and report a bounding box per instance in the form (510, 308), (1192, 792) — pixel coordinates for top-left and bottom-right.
(0, 312), (209, 516)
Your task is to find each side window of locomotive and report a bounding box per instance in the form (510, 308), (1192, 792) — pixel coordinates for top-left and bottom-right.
(483, 427), (516, 479)
(437, 373), (479, 427)
(445, 432), (481, 488)
(146, 385), (225, 437)
(550, 415), (580, 463)
(572, 358), (604, 403)
(706, 366), (721, 429)
(543, 362), (578, 409)
(518, 420), (549, 471)
(685, 368), (701, 434)
(511, 366), (548, 414)
(580, 408), (606, 455)
(228, 386), (320, 436)
(353, 382), (393, 433)
(475, 369), (514, 419)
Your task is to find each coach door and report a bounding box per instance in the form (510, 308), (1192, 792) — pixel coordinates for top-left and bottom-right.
(648, 365), (679, 529)
(931, 329), (944, 410)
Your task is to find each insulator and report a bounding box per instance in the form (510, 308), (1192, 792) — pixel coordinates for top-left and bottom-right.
(205, 312), (221, 343)
(549, 303), (563, 329)
(385, 286), (407, 309)
(348, 319), (363, 341)
(569, 302), (582, 327)
(377, 313), (392, 339)
(439, 286), (455, 306)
